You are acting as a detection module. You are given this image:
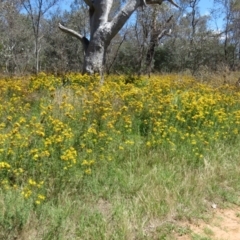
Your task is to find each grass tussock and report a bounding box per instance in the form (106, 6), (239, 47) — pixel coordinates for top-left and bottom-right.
(0, 72), (240, 239)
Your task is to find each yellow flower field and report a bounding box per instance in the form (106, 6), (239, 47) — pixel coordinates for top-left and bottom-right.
(0, 73), (240, 204)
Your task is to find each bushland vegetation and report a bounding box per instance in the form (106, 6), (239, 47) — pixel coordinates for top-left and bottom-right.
(1, 73), (240, 239)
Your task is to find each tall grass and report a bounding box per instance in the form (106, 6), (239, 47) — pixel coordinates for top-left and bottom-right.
(0, 73), (240, 239)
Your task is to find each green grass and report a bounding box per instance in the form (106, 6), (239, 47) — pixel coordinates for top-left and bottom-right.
(1, 140), (240, 239)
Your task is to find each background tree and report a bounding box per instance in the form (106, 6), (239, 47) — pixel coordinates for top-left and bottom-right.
(0, 0), (33, 74)
(104, 3), (176, 76)
(232, 1), (240, 66)
(213, 0), (240, 70)
(21, 0), (60, 74)
(152, 0), (228, 74)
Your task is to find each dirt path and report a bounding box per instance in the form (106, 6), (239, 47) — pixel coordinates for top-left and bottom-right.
(176, 206), (240, 240)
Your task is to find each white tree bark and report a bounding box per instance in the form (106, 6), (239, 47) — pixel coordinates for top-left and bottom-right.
(59, 0), (179, 76)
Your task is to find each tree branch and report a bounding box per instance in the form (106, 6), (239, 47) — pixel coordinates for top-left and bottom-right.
(108, 0), (179, 42)
(108, 0), (139, 41)
(146, 0), (180, 8)
(82, 0), (93, 7)
(145, 0), (163, 4)
(166, 0), (180, 8)
(157, 29), (168, 39)
(58, 23), (89, 52)
(89, 0), (113, 38)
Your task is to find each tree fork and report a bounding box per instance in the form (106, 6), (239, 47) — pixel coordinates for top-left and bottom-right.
(59, 0), (180, 77)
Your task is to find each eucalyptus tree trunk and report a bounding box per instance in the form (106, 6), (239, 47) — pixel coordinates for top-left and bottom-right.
(59, 0), (179, 76)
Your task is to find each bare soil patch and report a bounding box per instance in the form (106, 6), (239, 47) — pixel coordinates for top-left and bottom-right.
(176, 206), (240, 240)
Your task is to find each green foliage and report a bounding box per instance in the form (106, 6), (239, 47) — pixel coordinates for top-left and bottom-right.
(154, 46), (175, 72)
